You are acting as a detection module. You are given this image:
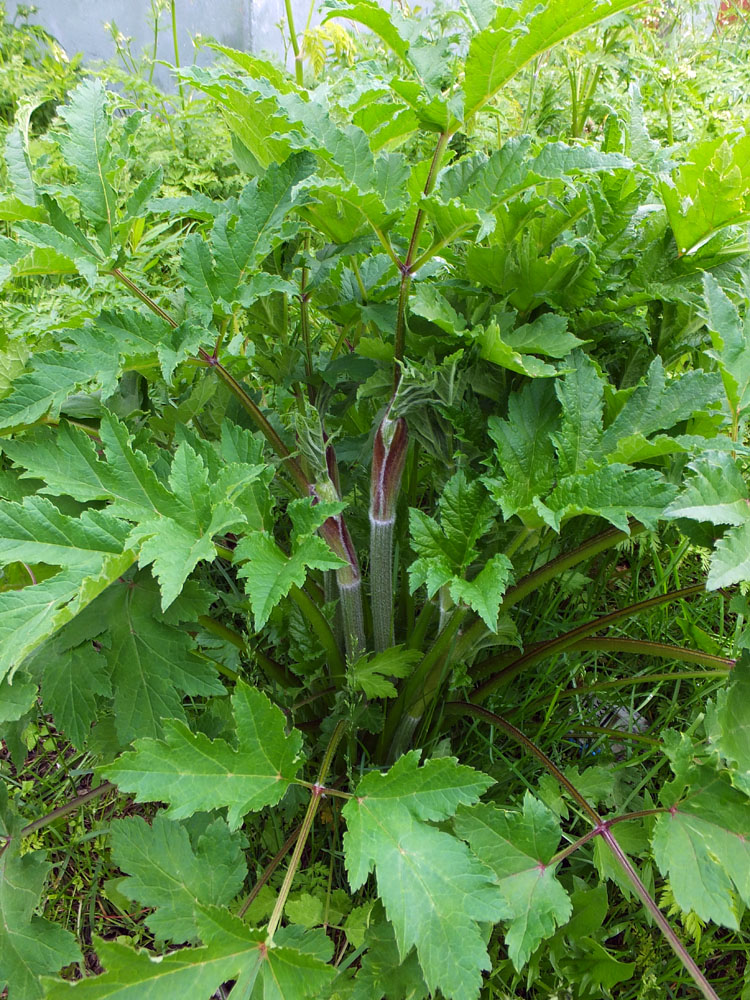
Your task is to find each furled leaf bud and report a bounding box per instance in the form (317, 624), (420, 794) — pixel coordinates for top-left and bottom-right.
(370, 413), (408, 524)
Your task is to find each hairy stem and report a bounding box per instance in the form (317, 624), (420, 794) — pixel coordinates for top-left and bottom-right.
(339, 578), (366, 661)
(370, 517), (395, 652)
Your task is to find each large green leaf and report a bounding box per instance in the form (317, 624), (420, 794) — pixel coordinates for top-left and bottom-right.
(535, 464), (677, 532)
(0, 343), (118, 430)
(342, 751), (500, 1000)
(485, 380), (558, 524)
(54, 79), (118, 252)
(41, 643), (112, 750)
(665, 452), (749, 525)
(551, 351), (604, 476)
(43, 909), (334, 999)
(110, 812), (247, 942)
(706, 521), (750, 590)
(3, 414), (264, 610)
(463, 0), (644, 121)
(455, 793), (572, 969)
(599, 358), (721, 459)
(182, 153), (315, 320)
(101, 682), (303, 829)
(706, 654), (750, 796)
(0, 554), (136, 685)
(702, 273), (750, 416)
(0, 497), (130, 568)
(660, 134), (750, 256)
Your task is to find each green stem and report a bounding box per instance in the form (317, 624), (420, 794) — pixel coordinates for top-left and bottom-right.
(600, 827), (720, 1000)
(446, 701), (600, 822)
(239, 823), (302, 919)
(566, 637), (734, 670)
(12, 783), (114, 843)
(470, 583), (707, 702)
(393, 131), (450, 389)
(197, 615), (295, 689)
(568, 724), (660, 746)
(299, 238), (314, 401)
(266, 720), (347, 940)
(406, 599), (436, 651)
(170, 0), (185, 110)
(454, 524), (646, 663)
(283, 0), (304, 86)
(520, 669), (731, 715)
(379, 608), (466, 759)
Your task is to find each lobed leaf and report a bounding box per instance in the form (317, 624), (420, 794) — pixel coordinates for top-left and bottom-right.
(343, 752), (499, 1000)
(101, 682), (303, 829)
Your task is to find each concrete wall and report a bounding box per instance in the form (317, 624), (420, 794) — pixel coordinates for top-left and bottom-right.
(6, 0), (309, 87)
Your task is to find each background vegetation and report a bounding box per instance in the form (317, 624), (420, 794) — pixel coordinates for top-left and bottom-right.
(1, 1), (750, 998)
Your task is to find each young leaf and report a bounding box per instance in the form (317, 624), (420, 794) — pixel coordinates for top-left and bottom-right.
(486, 380), (558, 523)
(236, 531), (346, 630)
(110, 812), (247, 943)
(449, 555), (514, 632)
(455, 793), (573, 969)
(348, 646), (421, 699)
(3, 415), (262, 610)
(660, 134), (750, 255)
(101, 682), (303, 829)
(181, 153), (315, 319)
(342, 751), (500, 1000)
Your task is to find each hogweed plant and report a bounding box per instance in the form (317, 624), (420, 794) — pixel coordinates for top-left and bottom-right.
(0, 1), (750, 997)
